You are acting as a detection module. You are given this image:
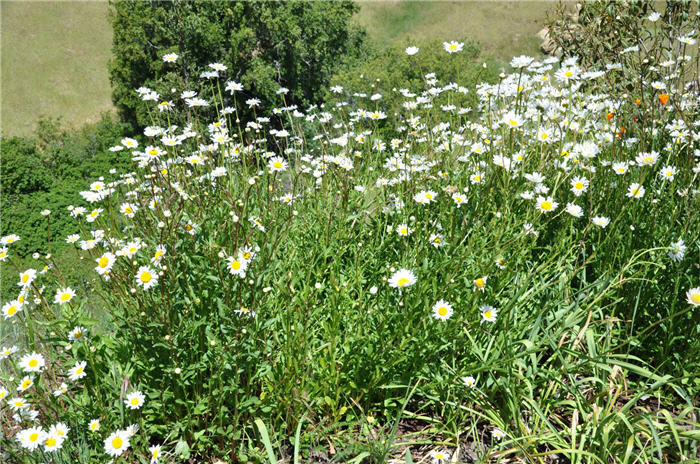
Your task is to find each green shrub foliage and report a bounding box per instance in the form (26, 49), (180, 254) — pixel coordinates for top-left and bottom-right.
(108, 0), (365, 129)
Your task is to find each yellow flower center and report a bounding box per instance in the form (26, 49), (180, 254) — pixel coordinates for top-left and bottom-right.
(575, 182), (583, 190)
(644, 157), (652, 164)
(149, 149), (159, 156)
(76, 368), (83, 375)
(99, 257), (109, 268)
(112, 437), (123, 448)
(185, 225), (193, 231)
(131, 398), (139, 405)
(450, 45), (457, 51)
(273, 161), (283, 169)
(22, 275), (29, 283)
(509, 119), (518, 126)
(22, 379), (31, 389)
(8, 305), (17, 316)
(473, 176), (481, 181)
(29, 433), (39, 442)
(541, 133), (548, 139)
(29, 359), (38, 367)
(475, 278), (485, 288)
(46, 437), (56, 446)
(425, 193), (433, 200)
(91, 211), (99, 218)
(155, 251), (164, 259)
(632, 189), (639, 195)
(153, 450), (159, 458)
(140, 272), (152, 283)
(438, 307), (448, 317)
(61, 293), (71, 301)
(484, 311), (492, 319)
(74, 331), (83, 338)
(231, 261), (241, 270)
(541, 201), (552, 211)
(691, 294), (700, 305)
(397, 278), (410, 287)
(400, 228), (408, 235)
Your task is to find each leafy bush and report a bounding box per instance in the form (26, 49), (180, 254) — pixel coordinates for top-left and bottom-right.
(326, 39), (500, 134)
(546, 0), (699, 93)
(108, 0), (365, 130)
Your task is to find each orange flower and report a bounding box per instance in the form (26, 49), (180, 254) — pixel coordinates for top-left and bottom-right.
(607, 112), (614, 121)
(635, 98), (642, 105)
(659, 94), (670, 105)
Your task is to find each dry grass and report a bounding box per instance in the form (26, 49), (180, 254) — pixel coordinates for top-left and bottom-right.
(354, 0), (556, 61)
(1, 1), (114, 137)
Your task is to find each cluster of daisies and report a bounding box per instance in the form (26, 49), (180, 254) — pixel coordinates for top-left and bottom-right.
(2, 32), (699, 461)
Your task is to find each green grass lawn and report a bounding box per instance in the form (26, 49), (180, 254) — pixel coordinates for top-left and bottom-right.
(354, 0), (553, 61)
(1, 1), (113, 137)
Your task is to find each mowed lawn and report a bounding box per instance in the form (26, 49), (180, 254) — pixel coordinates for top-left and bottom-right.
(1, 1), (113, 137)
(354, 0), (552, 61)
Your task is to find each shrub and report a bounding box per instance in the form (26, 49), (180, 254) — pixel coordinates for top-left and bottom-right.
(326, 39), (500, 135)
(108, 0), (365, 130)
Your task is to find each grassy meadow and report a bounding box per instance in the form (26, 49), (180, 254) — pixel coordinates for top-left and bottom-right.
(355, 1), (550, 60)
(1, 1), (113, 137)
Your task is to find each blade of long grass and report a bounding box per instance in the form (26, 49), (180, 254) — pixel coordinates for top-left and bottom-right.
(254, 418), (278, 464)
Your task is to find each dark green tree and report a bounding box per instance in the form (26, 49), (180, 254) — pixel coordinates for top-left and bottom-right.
(108, 0), (365, 129)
